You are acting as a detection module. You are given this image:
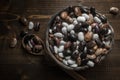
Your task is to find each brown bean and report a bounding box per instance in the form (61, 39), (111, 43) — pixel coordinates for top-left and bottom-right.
(85, 31), (93, 41)
(26, 44), (32, 53)
(66, 16), (74, 23)
(60, 11), (68, 19)
(19, 16), (28, 26)
(60, 11), (73, 23)
(64, 41), (72, 49)
(95, 48), (103, 56)
(87, 54), (96, 59)
(100, 23), (109, 29)
(109, 7), (119, 15)
(86, 14), (94, 24)
(77, 57), (81, 65)
(93, 45), (98, 51)
(54, 37), (61, 46)
(49, 34), (54, 38)
(74, 7), (82, 16)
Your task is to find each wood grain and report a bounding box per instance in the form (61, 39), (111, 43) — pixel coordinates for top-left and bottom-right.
(0, 0), (120, 80)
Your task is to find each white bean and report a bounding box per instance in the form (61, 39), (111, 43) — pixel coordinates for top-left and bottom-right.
(54, 46), (58, 54)
(60, 40), (66, 45)
(58, 53), (64, 58)
(54, 32), (64, 38)
(62, 27), (67, 34)
(87, 61), (95, 67)
(94, 17), (101, 23)
(62, 22), (68, 27)
(67, 24), (75, 31)
(70, 63), (78, 68)
(88, 26), (92, 31)
(93, 34), (99, 40)
(58, 45), (64, 53)
(65, 56), (71, 60)
(28, 21), (34, 30)
(77, 16), (86, 22)
(63, 59), (68, 65)
(78, 32), (84, 41)
(67, 59), (75, 65)
(82, 13), (90, 20)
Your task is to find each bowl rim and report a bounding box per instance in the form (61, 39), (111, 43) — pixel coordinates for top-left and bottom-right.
(45, 5), (114, 70)
(22, 34), (44, 55)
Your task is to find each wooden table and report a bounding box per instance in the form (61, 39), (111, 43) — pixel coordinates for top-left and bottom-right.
(0, 0), (120, 80)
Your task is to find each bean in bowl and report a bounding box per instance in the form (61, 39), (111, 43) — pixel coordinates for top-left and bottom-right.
(46, 6), (114, 70)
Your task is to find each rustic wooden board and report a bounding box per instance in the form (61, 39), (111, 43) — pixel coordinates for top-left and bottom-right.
(0, 0), (120, 80)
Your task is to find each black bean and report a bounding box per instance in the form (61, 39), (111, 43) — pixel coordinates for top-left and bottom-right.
(81, 59), (89, 66)
(63, 50), (72, 56)
(100, 28), (108, 35)
(68, 34), (77, 42)
(78, 44), (85, 52)
(66, 6), (74, 13)
(74, 24), (81, 33)
(70, 43), (77, 52)
(19, 16), (28, 26)
(87, 49), (95, 55)
(86, 41), (96, 49)
(69, 12), (76, 18)
(55, 16), (62, 23)
(90, 7), (96, 17)
(92, 26), (100, 33)
(20, 30), (28, 38)
(98, 15), (107, 24)
(81, 22), (89, 28)
(80, 6), (89, 14)
(34, 22), (40, 31)
(95, 39), (103, 48)
(80, 52), (87, 60)
(71, 52), (79, 60)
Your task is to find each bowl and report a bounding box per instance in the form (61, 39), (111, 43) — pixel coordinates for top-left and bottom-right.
(46, 6), (114, 70)
(22, 34), (44, 55)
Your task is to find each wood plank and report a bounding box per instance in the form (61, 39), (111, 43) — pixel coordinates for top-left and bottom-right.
(0, 0), (120, 80)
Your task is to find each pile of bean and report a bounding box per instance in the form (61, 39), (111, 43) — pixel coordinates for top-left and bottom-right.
(23, 34), (43, 54)
(48, 6), (114, 69)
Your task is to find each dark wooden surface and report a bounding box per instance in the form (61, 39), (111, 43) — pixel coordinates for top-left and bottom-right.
(0, 0), (120, 80)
